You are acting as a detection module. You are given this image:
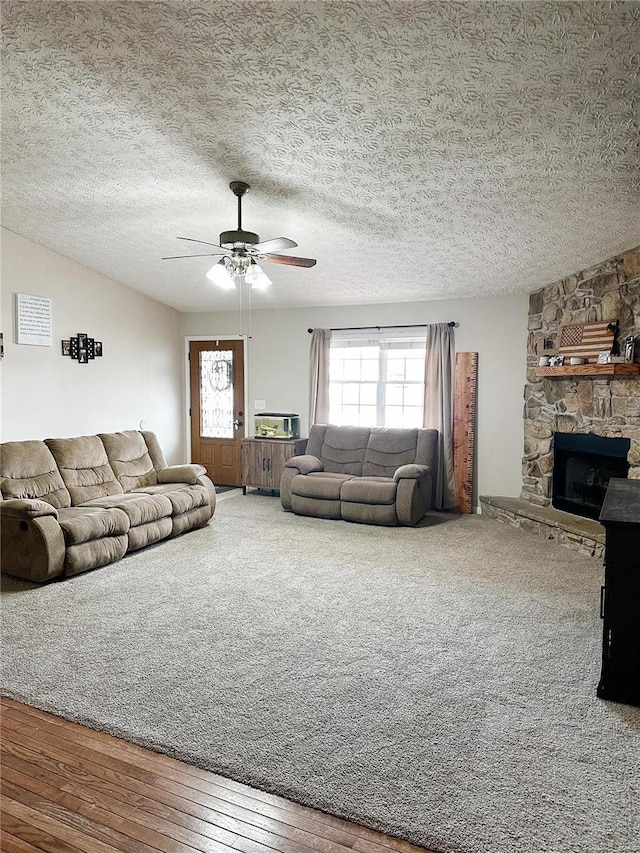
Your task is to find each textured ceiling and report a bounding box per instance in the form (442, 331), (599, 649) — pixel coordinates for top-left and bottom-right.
(2, 1), (639, 313)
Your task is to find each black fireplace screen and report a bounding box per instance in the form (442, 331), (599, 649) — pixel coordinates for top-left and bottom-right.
(552, 433), (630, 520)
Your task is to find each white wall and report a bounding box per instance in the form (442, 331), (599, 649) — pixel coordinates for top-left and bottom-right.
(0, 229), (185, 463)
(183, 293), (529, 500)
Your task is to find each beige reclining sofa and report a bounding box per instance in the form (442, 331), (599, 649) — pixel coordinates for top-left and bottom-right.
(281, 424), (438, 526)
(0, 430), (215, 583)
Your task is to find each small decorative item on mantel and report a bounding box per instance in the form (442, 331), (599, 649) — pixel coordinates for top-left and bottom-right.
(62, 333), (103, 363)
(624, 336), (636, 363)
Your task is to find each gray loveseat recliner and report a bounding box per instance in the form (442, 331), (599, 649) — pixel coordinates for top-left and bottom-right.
(0, 430), (216, 583)
(281, 424), (438, 526)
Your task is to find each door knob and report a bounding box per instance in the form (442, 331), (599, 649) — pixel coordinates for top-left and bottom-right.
(233, 419), (243, 430)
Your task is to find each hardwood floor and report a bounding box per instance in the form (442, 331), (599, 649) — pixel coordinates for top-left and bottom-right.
(0, 697), (437, 853)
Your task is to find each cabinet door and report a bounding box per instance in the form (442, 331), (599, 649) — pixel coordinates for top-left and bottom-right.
(266, 442), (290, 489)
(242, 440), (267, 487)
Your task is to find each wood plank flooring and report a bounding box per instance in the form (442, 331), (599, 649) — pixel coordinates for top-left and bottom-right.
(0, 698), (437, 853)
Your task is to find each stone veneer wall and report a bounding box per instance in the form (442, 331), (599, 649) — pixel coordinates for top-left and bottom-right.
(522, 245), (640, 507)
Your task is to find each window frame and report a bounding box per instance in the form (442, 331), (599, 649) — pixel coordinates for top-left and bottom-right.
(328, 329), (426, 428)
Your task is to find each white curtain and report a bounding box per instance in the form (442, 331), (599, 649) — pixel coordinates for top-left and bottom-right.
(309, 328), (331, 425)
(423, 323), (458, 510)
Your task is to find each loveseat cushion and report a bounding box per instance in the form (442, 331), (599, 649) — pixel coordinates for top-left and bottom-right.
(362, 428), (419, 478)
(317, 426), (370, 475)
(57, 506), (129, 545)
(99, 431), (158, 491)
(291, 494), (343, 520)
(340, 476), (397, 505)
(46, 435), (123, 505)
(341, 501), (398, 526)
(0, 440), (71, 508)
(291, 472), (353, 501)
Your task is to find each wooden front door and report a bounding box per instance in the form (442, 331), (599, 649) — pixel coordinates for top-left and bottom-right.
(189, 340), (245, 486)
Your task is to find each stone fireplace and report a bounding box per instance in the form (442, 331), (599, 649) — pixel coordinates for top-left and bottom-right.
(481, 245), (640, 556)
(522, 245), (640, 508)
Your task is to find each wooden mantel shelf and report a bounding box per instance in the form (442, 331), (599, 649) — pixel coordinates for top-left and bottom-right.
(537, 363), (640, 378)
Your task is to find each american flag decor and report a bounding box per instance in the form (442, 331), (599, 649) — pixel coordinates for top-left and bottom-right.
(558, 321), (616, 363)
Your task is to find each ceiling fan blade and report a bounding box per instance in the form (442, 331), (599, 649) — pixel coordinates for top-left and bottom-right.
(177, 236), (228, 250)
(161, 252), (227, 260)
(252, 236), (298, 253)
(263, 254), (317, 268)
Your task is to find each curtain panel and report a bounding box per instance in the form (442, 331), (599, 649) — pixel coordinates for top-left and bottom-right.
(309, 328), (331, 425)
(423, 323), (458, 510)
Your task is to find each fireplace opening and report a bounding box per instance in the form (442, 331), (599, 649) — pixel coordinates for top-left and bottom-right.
(552, 433), (630, 520)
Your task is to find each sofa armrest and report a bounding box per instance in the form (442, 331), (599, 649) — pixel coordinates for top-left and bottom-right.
(281, 455), (323, 511)
(0, 502), (65, 582)
(0, 498), (59, 519)
(393, 464), (429, 482)
(157, 464), (207, 485)
(395, 467), (433, 526)
(285, 454), (324, 475)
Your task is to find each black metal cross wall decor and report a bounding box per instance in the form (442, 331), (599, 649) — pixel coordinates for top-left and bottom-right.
(61, 333), (103, 364)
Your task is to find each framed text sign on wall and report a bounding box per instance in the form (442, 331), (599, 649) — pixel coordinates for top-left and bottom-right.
(15, 293), (52, 346)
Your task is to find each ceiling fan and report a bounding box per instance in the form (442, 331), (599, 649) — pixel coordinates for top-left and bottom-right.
(162, 181), (316, 289)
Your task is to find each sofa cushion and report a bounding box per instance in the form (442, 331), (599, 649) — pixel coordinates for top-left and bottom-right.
(99, 431), (159, 491)
(83, 492), (173, 526)
(141, 430), (168, 470)
(362, 428), (419, 477)
(57, 506), (130, 545)
(0, 440), (71, 508)
(64, 536), (129, 577)
(133, 484), (209, 515)
(46, 435), (123, 505)
(340, 476), (397, 505)
(126, 517), (173, 551)
(170, 504), (212, 536)
(318, 426), (370, 475)
(291, 472), (353, 501)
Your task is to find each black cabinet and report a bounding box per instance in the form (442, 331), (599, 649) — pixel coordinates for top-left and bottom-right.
(597, 478), (640, 706)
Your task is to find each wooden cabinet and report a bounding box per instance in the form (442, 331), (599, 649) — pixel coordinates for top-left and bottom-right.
(241, 438), (307, 494)
(597, 478), (640, 706)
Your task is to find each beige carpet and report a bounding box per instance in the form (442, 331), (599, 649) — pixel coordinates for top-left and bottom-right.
(2, 494), (639, 853)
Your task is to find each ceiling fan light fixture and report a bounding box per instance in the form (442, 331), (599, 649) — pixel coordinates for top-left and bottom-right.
(245, 261), (271, 289)
(206, 259), (235, 289)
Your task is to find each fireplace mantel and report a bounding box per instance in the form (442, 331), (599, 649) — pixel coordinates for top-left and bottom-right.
(536, 364), (640, 378)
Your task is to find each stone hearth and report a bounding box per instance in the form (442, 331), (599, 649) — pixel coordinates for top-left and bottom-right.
(480, 496), (605, 558)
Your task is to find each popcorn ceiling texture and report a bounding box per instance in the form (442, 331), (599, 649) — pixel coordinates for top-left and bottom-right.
(522, 246), (640, 507)
(1, 1), (639, 312)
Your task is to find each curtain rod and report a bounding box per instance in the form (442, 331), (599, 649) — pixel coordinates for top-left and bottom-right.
(307, 322), (456, 333)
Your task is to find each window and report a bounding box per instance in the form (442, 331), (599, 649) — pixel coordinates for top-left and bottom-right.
(329, 330), (426, 427)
